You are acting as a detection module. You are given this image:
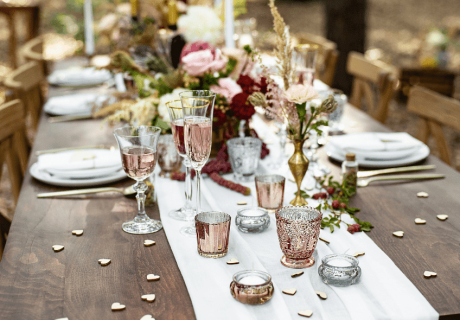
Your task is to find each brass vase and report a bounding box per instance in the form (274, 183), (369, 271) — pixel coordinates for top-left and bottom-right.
(288, 138), (309, 206)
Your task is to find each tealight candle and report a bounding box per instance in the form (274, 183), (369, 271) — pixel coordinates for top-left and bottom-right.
(318, 254), (361, 287)
(327, 259), (352, 267)
(230, 270), (273, 305)
(235, 207), (270, 233)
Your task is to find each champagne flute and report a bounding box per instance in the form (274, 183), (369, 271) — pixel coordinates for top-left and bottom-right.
(113, 126), (163, 234)
(166, 100), (196, 221)
(180, 90), (215, 236)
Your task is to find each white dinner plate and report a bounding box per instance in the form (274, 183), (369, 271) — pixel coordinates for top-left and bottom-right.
(46, 165), (122, 179)
(48, 68), (112, 87)
(30, 162), (127, 187)
(324, 143), (430, 168)
(44, 93), (115, 116)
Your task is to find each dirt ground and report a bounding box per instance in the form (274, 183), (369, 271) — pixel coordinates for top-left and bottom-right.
(1, 0), (460, 220)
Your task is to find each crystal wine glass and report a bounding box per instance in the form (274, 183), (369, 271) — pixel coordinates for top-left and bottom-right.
(180, 90), (215, 236)
(113, 126), (163, 234)
(166, 100), (196, 221)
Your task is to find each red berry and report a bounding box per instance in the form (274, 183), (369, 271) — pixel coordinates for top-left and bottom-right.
(327, 187), (335, 194)
(340, 203), (346, 209)
(312, 193), (321, 200)
(353, 224), (361, 232)
(332, 200), (340, 209)
(320, 193), (328, 199)
(347, 225), (355, 234)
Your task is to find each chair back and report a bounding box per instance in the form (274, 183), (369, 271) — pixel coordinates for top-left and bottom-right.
(296, 32), (339, 87)
(407, 85), (460, 166)
(20, 36), (48, 75)
(347, 51), (398, 123)
(3, 61), (45, 129)
(0, 100), (30, 203)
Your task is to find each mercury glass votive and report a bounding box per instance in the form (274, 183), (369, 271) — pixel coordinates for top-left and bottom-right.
(230, 270), (274, 305)
(195, 212), (231, 258)
(157, 134), (182, 177)
(318, 254), (361, 286)
(255, 175), (286, 213)
(235, 207), (270, 233)
(227, 137), (262, 182)
(276, 206), (322, 269)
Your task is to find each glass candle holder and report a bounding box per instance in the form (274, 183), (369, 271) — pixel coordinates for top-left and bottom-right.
(235, 207), (270, 233)
(230, 270), (274, 305)
(157, 134), (182, 177)
(227, 137), (262, 182)
(255, 175), (286, 213)
(275, 206), (322, 269)
(318, 254), (361, 287)
(292, 43), (319, 86)
(195, 211), (231, 258)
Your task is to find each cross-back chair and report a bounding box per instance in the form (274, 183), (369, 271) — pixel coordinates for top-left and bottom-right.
(20, 35), (48, 75)
(296, 32), (339, 87)
(3, 61), (45, 130)
(347, 51), (398, 123)
(407, 85), (460, 167)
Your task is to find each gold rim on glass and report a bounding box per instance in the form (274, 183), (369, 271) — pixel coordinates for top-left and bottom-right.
(165, 100), (181, 109)
(294, 43), (320, 52)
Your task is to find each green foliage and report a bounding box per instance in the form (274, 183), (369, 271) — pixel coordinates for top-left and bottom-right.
(153, 116), (171, 132)
(294, 190), (310, 200)
(243, 45), (253, 55)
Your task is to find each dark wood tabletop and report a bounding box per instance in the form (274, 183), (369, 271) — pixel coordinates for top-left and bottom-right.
(1, 64), (460, 319)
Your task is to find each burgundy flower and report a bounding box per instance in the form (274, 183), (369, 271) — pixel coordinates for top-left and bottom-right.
(213, 109), (227, 126)
(257, 76), (269, 94)
(237, 75), (256, 94)
(230, 92), (255, 120)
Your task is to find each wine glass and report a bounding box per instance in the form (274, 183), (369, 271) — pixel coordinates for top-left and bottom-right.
(180, 90), (215, 236)
(166, 100), (196, 221)
(113, 126), (163, 234)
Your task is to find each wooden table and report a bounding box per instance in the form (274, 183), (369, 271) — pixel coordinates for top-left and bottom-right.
(1, 69), (460, 320)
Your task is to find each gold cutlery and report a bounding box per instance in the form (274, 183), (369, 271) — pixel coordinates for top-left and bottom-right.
(357, 165), (435, 178)
(357, 174), (445, 187)
(37, 185), (136, 198)
(48, 115), (93, 123)
(35, 145), (111, 156)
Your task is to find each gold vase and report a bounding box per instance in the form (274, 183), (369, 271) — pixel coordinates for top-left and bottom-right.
(288, 138), (309, 206)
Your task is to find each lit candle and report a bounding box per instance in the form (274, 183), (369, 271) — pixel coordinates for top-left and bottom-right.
(328, 258), (352, 267)
(224, 0), (235, 48)
(84, 0), (95, 56)
(239, 275), (266, 285)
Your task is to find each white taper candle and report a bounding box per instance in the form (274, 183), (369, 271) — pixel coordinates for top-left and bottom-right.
(224, 0), (235, 48)
(84, 0), (95, 56)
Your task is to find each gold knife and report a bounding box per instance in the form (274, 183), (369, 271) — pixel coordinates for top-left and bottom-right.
(48, 114), (93, 123)
(357, 165), (435, 178)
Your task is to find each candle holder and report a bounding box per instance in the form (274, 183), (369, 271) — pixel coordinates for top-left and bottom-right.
(235, 207), (270, 233)
(276, 206), (322, 268)
(230, 270), (274, 305)
(255, 175), (285, 213)
(195, 212), (231, 258)
(318, 254), (361, 287)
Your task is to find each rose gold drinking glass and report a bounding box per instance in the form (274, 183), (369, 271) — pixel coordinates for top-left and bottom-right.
(255, 175), (286, 213)
(275, 206), (322, 268)
(195, 211), (231, 258)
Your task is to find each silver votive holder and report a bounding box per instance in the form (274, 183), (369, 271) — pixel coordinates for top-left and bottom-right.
(318, 254), (361, 287)
(227, 137), (262, 182)
(230, 270), (274, 305)
(235, 207), (270, 233)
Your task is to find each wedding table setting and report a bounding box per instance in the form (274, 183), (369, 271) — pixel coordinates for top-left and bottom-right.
(1, 1), (460, 320)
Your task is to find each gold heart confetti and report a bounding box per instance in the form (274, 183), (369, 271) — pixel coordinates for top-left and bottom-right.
(316, 291), (327, 300)
(141, 294), (156, 302)
(140, 315), (155, 320)
(52, 245), (64, 252)
(98, 259), (111, 266)
(111, 302), (125, 311)
(437, 214), (448, 221)
(237, 202), (247, 205)
(319, 237), (330, 244)
(417, 192), (429, 198)
(55, 318), (69, 320)
(305, 186), (314, 191)
(72, 230), (83, 236)
(282, 288), (297, 295)
(298, 310), (313, 317)
(227, 258), (239, 265)
(415, 218), (426, 225)
(147, 274), (160, 281)
(423, 271), (437, 278)
(392, 231), (404, 238)
(291, 271), (304, 278)
(352, 251), (365, 258)
(144, 240), (156, 247)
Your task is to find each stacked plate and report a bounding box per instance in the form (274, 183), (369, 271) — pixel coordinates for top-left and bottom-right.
(44, 93), (116, 116)
(30, 148), (126, 187)
(48, 67), (112, 87)
(325, 132), (430, 168)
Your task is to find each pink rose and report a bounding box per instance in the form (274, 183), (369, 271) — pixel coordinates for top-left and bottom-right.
(210, 78), (242, 102)
(181, 49), (228, 77)
(180, 41), (216, 61)
(283, 84), (318, 104)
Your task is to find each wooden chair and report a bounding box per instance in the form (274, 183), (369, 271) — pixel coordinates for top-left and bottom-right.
(20, 36), (48, 75)
(3, 61), (45, 130)
(347, 51), (398, 123)
(407, 85), (460, 167)
(296, 32), (339, 87)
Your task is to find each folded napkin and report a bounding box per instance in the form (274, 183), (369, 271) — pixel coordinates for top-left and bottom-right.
(44, 93), (115, 115)
(38, 150), (121, 172)
(48, 67), (112, 86)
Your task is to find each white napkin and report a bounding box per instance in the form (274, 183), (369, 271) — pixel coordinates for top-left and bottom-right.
(48, 67), (112, 86)
(38, 150), (121, 172)
(44, 93), (115, 116)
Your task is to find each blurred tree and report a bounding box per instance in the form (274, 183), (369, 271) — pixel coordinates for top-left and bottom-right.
(324, 0), (366, 95)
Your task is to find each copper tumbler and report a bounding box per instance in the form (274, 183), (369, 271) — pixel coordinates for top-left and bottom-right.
(275, 206), (322, 268)
(195, 212), (231, 258)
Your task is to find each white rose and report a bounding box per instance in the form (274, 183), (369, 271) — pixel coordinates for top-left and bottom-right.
(177, 6), (222, 44)
(283, 84), (318, 104)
